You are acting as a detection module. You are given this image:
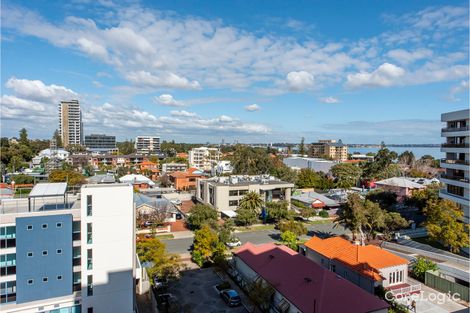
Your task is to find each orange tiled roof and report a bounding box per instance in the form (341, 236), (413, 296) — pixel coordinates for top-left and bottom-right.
(304, 237), (408, 281)
(170, 169), (203, 178)
(139, 161), (157, 166)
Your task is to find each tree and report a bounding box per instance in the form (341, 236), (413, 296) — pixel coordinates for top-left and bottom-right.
(331, 163), (362, 188)
(247, 279), (274, 312)
(362, 148), (398, 179)
(231, 145), (274, 175)
(266, 201), (289, 222)
(19, 128), (29, 146)
(191, 224), (226, 267)
(423, 199), (469, 253)
(8, 155), (26, 172)
(411, 257), (438, 282)
(48, 169), (86, 185)
(277, 219), (307, 236)
(136, 238), (181, 280)
(269, 164), (297, 184)
(404, 184), (439, 211)
(66, 144), (87, 154)
(299, 137), (305, 155)
(53, 129), (63, 148)
(218, 219), (235, 244)
(397, 151), (415, 167)
(280, 230), (298, 251)
(365, 189), (398, 210)
(239, 191), (264, 215)
(117, 140), (136, 155)
(187, 204), (218, 230)
(335, 193), (367, 243)
(363, 200), (385, 240)
(235, 208), (258, 226)
(296, 168), (319, 188)
(382, 212), (409, 241)
(11, 174), (35, 184)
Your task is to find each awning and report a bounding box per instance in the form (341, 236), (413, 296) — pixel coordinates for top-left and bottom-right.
(28, 183), (67, 198)
(221, 210), (237, 218)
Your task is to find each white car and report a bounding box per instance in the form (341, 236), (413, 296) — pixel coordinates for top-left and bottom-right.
(225, 238), (242, 248)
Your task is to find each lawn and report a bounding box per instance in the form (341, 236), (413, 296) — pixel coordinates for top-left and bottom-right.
(154, 234), (175, 240)
(235, 224), (275, 232)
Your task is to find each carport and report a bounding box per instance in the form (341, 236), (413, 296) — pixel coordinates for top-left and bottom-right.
(28, 182), (68, 212)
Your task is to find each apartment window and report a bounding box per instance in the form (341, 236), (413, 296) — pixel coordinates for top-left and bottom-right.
(87, 195), (93, 216)
(87, 275), (93, 296)
(330, 265), (336, 273)
(56, 222), (63, 228)
(87, 223), (93, 244)
(0, 281), (16, 304)
(42, 224), (48, 229)
(27, 225), (33, 230)
(72, 221), (81, 241)
(239, 190), (248, 196)
(43, 277), (48, 283)
(57, 275), (63, 280)
(1, 226), (16, 249)
(229, 200), (239, 207)
(0, 254), (16, 276)
(87, 249), (93, 270)
(229, 190), (238, 197)
(27, 252), (33, 257)
(42, 250), (48, 256)
(27, 279), (34, 285)
(87, 308), (93, 313)
(57, 249), (63, 254)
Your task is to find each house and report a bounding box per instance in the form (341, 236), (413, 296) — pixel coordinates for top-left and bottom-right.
(134, 193), (177, 223)
(292, 191), (339, 215)
(169, 168), (204, 191)
(283, 157), (337, 173)
(119, 174), (155, 189)
(232, 242), (389, 313)
(304, 236), (409, 294)
(215, 160), (233, 175)
(374, 177), (425, 201)
(138, 161), (159, 174)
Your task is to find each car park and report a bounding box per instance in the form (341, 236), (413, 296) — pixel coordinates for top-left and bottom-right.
(220, 289), (241, 307)
(226, 237), (242, 248)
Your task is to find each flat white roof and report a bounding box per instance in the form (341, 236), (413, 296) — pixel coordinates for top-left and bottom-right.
(221, 210), (237, 218)
(29, 183), (68, 198)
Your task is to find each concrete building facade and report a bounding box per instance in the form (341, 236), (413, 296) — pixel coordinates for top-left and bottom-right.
(84, 134), (116, 152)
(309, 139), (348, 161)
(59, 100), (83, 147)
(135, 136), (161, 155)
(440, 109), (470, 224)
(188, 147), (221, 171)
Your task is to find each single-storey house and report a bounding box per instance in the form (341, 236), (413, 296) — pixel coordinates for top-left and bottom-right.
(374, 177), (425, 201)
(119, 174), (155, 189)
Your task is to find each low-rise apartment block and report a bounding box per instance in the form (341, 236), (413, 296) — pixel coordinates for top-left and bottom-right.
(162, 163), (188, 174)
(309, 139), (348, 161)
(196, 175), (294, 213)
(135, 136), (161, 155)
(188, 147), (221, 171)
(84, 134), (116, 153)
(0, 183), (137, 313)
(440, 109), (469, 224)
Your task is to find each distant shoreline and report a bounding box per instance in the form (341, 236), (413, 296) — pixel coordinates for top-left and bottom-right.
(346, 144), (441, 148)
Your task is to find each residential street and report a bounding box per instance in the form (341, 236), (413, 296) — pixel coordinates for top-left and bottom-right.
(161, 222), (351, 254)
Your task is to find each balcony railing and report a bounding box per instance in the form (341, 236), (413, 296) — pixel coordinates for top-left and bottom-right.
(442, 126), (470, 132)
(440, 189), (467, 200)
(442, 143), (469, 148)
(440, 159), (470, 165)
(440, 174), (470, 183)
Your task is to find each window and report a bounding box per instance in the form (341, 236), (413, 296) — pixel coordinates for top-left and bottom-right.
(27, 252), (33, 257)
(57, 275), (63, 280)
(43, 277), (48, 282)
(57, 249), (62, 254)
(87, 249), (93, 270)
(1, 226), (16, 249)
(0, 281), (16, 304)
(229, 200), (238, 207)
(42, 250), (48, 256)
(42, 224), (48, 229)
(87, 275), (93, 296)
(87, 308), (93, 313)
(87, 223), (93, 244)
(56, 222), (62, 228)
(330, 265), (336, 273)
(27, 225), (33, 230)
(0, 254), (16, 276)
(229, 190), (238, 197)
(87, 195), (93, 216)
(27, 279), (34, 285)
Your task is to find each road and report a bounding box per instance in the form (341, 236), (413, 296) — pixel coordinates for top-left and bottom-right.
(161, 222), (351, 254)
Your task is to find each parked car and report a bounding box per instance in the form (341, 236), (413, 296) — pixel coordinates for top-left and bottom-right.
(153, 275), (168, 289)
(225, 237), (242, 248)
(144, 221), (154, 227)
(220, 289), (241, 307)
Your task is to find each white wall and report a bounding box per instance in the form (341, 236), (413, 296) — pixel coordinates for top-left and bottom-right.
(80, 184), (135, 313)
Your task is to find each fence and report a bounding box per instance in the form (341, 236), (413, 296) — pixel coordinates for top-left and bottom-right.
(425, 270), (469, 302)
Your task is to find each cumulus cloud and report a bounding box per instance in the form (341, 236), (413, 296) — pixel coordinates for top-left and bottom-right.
(319, 96), (340, 104)
(245, 104), (261, 111)
(387, 48), (433, 64)
(448, 80), (469, 102)
(346, 63), (405, 88)
(286, 71), (314, 91)
(5, 77), (78, 103)
(154, 94), (185, 107)
(126, 71), (201, 90)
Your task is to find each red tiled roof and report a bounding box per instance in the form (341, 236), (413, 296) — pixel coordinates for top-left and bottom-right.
(304, 237), (408, 281)
(234, 243), (388, 313)
(179, 200), (195, 215)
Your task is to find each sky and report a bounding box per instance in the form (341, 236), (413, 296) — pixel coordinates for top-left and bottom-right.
(1, 0), (469, 144)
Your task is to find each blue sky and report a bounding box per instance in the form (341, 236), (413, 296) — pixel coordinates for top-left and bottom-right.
(1, 0), (469, 143)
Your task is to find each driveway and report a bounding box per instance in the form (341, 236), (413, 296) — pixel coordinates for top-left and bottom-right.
(166, 268), (248, 313)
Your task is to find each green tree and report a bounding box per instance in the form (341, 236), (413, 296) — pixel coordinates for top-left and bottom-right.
(382, 212), (409, 241)
(19, 128), (29, 146)
(191, 224), (226, 267)
(398, 150), (415, 166)
(48, 169), (86, 185)
(277, 219), (307, 236)
(117, 140), (136, 155)
(404, 183), (439, 210)
(331, 163), (362, 188)
(12, 174), (35, 184)
(299, 137), (305, 155)
(423, 199), (469, 253)
(235, 208), (258, 226)
(335, 193), (367, 243)
(239, 191), (264, 215)
(296, 168), (319, 188)
(231, 145), (274, 175)
(362, 148), (398, 179)
(280, 230), (298, 251)
(247, 279), (275, 312)
(269, 164), (297, 183)
(136, 238), (181, 280)
(365, 189), (398, 210)
(187, 204), (218, 230)
(8, 155), (26, 172)
(411, 257), (438, 282)
(266, 201), (289, 222)
(218, 219), (235, 244)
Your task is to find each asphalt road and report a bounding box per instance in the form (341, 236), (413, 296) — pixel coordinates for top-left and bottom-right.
(161, 222), (351, 254)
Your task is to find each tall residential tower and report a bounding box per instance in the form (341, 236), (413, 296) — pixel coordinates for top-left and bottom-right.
(59, 100), (83, 148)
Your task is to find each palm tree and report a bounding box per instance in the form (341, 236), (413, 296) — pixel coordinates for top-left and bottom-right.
(239, 191), (264, 215)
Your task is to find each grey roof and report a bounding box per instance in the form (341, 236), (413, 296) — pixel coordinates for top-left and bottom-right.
(134, 193), (177, 213)
(283, 157), (336, 173)
(88, 174), (116, 184)
(29, 183), (67, 198)
(375, 177), (425, 189)
(292, 191), (339, 207)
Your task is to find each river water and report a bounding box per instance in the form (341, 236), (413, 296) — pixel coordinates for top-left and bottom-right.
(349, 147), (442, 159)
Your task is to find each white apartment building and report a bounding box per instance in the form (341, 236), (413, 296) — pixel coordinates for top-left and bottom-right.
(188, 147), (221, 171)
(59, 100), (83, 147)
(0, 183), (137, 313)
(440, 109), (470, 224)
(135, 136), (161, 155)
(161, 163), (187, 174)
(196, 175), (294, 213)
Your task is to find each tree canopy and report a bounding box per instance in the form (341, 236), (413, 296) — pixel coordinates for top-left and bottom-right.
(137, 238), (181, 280)
(187, 204), (218, 230)
(49, 169), (86, 185)
(331, 163), (362, 188)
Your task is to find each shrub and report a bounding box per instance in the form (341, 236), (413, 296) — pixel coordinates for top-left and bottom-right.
(319, 210), (329, 218)
(411, 257), (438, 282)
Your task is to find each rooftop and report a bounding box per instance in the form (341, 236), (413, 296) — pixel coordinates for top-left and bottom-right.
(205, 175), (294, 187)
(304, 237), (408, 281)
(234, 242), (388, 313)
(375, 177), (425, 189)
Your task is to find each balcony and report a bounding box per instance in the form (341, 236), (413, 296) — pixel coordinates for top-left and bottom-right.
(439, 189), (468, 207)
(442, 126), (470, 132)
(440, 174), (470, 183)
(440, 159), (470, 166)
(441, 143), (469, 148)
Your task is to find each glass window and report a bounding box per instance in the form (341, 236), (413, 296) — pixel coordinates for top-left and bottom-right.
(43, 277), (48, 282)
(27, 252), (33, 257)
(87, 195), (93, 216)
(87, 223), (92, 244)
(42, 224), (48, 229)
(27, 225), (33, 230)
(56, 222), (63, 228)
(87, 275), (93, 296)
(57, 275), (63, 280)
(27, 279), (34, 285)
(87, 249), (93, 270)
(42, 250), (48, 256)
(57, 249), (63, 254)
(229, 190), (238, 197)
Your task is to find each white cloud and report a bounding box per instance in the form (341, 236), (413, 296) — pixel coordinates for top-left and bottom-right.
(319, 96), (340, 104)
(154, 94), (186, 107)
(387, 48), (433, 64)
(245, 104), (261, 111)
(126, 71), (201, 90)
(5, 77), (78, 103)
(448, 80), (469, 102)
(286, 71), (314, 91)
(170, 110), (198, 117)
(346, 63), (405, 88)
